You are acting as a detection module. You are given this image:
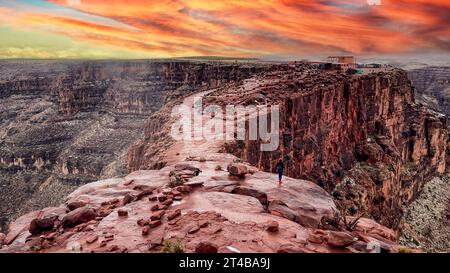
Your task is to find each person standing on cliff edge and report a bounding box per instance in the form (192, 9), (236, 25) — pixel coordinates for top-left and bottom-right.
(276, 159), (284, 187)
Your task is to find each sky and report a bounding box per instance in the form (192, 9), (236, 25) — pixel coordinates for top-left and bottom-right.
(0, 0), (449, 59)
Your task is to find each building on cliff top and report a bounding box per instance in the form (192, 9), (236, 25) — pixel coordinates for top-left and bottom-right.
(326, 56), (357, 72)
(294, 56), (357, 72)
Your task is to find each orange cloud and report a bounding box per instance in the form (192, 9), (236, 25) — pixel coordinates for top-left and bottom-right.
(1, 0), (449, 58)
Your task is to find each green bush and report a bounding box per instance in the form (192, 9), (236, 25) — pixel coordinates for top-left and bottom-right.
(161, 239), (184, 253)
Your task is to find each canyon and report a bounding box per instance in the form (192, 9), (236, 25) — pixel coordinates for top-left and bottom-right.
(0, 60), (268, 232)
(0, 84), (400, 253)
(408, 66), (450, 123)
(0, 60), (448, 253)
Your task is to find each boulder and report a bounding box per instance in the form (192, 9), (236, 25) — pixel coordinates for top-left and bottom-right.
(122, 193), (136, 206)
(62, 207), (97, 228)
(195, 241), (218, 253)
(276, 244), (306, 253)
(86, 235), (98, 244)
(66, 201), (86, 211)
(117, 209), (128, 217)
(137, 219), (149, 227)
(326, 231), (356, 247)
(268, 200), (297, 221)
(187, 224), (200, 234)
(108, 245), (119, 252)
(136, 189), (154, 200)
(150, 210), (165, 221)
(265, 221), (279, 233)
(295, 210), (321, 229)
(167, 209), (181, 220)
(161, 199), (173, 206)
(151, 204), (167, 211)
(148, 220), (162, 228)
(307, 233), (323, 244)
(232, 186), (267, 205)
(29, 217), (56, 235)
(227, 163), (248, 177)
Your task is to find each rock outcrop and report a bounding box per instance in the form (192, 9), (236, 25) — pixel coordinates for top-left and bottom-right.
(0, 153), (399, 253)
(1, 80), (402, 253)
(202, 65), (448, 228)
(408, 66), (450, 180)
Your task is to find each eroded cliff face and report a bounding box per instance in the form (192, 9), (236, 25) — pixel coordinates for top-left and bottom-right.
(202, 66), (448, 228)
(0, 60), (266, 232)
(408, 66), (450, 123)
(50, 61), (267, 115)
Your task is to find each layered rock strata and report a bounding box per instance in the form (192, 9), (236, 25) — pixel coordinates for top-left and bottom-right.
(200, 65), (449, 228)
(408, 66), (450, 123)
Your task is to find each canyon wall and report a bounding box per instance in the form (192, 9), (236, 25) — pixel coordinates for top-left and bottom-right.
(408, 66), (450, 178)
(0, 60), (266, 232)
(408, 66), (450, 123)
(203, 66), (448, 228)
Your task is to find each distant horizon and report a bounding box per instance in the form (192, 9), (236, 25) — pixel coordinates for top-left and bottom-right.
(0, 53), (449, 67)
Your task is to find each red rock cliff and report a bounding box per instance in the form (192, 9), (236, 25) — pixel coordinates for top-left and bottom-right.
(206, 66), (448, 228)
(50, 61), (269, 115)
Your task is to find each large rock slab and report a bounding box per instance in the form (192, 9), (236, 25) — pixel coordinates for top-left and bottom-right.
(62, 208), (97, 228)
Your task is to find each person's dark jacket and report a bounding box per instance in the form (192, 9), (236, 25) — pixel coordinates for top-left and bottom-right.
(276, 161), (284, 173)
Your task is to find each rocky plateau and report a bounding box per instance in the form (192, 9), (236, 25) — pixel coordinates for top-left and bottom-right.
(0, 60), (448, 253)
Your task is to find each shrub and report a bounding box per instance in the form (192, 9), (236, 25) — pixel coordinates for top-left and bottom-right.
(199, 157), (206, 162)
(161, 239), (184, 253)
(168, 170), (186, 187)
(215, 165), (222, 171)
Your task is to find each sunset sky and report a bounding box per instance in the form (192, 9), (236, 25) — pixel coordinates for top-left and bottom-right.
(0, 0), (449, 59)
